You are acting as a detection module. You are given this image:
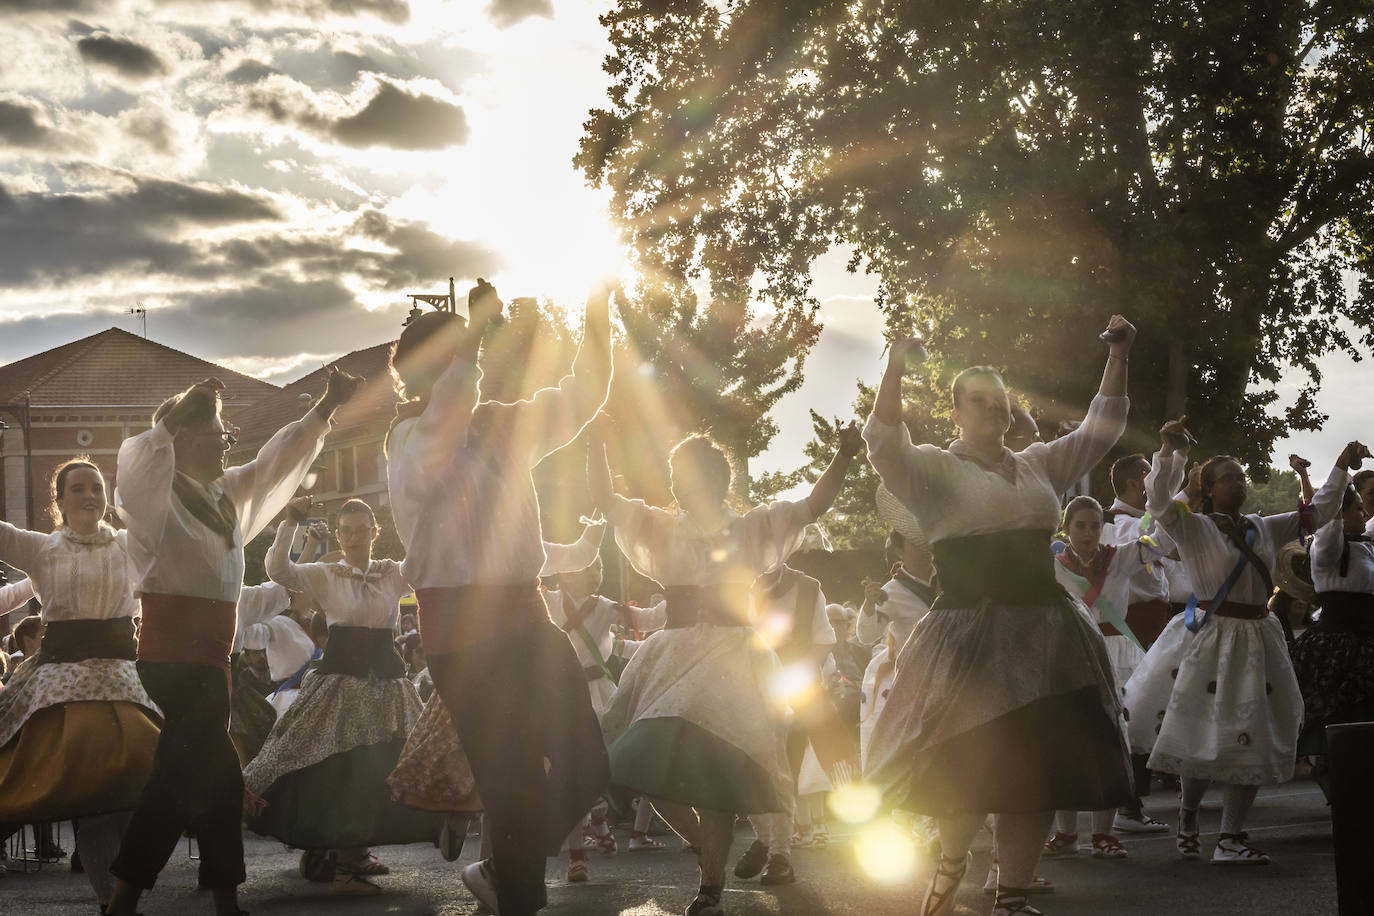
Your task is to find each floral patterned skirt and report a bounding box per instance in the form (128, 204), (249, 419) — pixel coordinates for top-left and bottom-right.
(386, 691), (483, 813)
(1290, 627), (1374, 756)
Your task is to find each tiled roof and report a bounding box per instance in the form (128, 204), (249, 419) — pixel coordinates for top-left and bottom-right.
(232, 340), (400, 446)
(0, 328), (277, 408)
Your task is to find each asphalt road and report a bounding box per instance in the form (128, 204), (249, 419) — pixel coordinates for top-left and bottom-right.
(2, 780), (1339, 915)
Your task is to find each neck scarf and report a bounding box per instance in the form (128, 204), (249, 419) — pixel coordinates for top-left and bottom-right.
(172, 472), (237, 550)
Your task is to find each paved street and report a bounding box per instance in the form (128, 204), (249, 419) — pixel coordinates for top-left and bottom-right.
(3, 781), (1338, 915)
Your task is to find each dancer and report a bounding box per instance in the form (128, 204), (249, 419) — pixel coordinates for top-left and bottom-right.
(1043, 495), (1154, 861)
(864, 317), (1137, 916)
(591, 417), (863, 916)
(106, 369), (357, 916)
(245, 495), (440, 886)
(0, 458), (161, 912)
(1291, 483), (1374, 799)
(386, 278), (612, 916)
(1122, 420), (1360, 866)
(734, 562), (837, 887)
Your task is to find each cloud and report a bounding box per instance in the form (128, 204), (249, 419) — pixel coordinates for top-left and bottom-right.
(0, 97), (56, 148)
(226, 59), (276, 84)
(153, 0), (411, 26)
(0, 175), (281, 284)
(487, 0), (553, 28)
(76, 33), (167, 79)
(246, 77), (468, 150)
(0, 0), (98, 14)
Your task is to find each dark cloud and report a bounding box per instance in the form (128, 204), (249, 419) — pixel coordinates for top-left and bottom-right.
(0, 0), (98, 14)
(0, 176), (280, 285)
(226, 60), (277, 84)
(76, 33), (167, 79)
(247, 79), (468, 150)
(124, 109), (177, 153)
(149, 0), (410, 25)
(331, 82), (468, 149)
(487, 0), (553, 28)
(0, 98), (55, 149)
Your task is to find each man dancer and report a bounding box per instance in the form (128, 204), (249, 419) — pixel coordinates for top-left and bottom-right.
(106, 369), (358, 916)
(387, 279), (613, 916)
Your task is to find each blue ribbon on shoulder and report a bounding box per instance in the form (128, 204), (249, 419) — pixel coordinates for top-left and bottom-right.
(1183, 527), (1257, 633)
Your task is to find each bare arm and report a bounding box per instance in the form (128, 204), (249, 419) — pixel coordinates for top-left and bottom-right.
(805, 422), (863, 519)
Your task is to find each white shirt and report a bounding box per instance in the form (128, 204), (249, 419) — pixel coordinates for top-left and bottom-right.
(1103, 499), (1171, 603)
(1146, 448), (1348, 606)
(856, 573), (934, 652)
(116, 411), (330, 603)
(540, 520), (607, 577)
(0, 577), (36, 616)
(607, 496), (814, 596)
(241, 614), (317, 681)
(0, 523), (137, 621)
(752, 569), (837, 651)
(546, 590), (663, 668)
(1052, 544), (1145, 629)
(233, 581), (290, 654)
(1311, 516), (1374, 595)
(864, 395), (1129, 543)
(266, 521), (410, 629)
(388, 353), (609, 588)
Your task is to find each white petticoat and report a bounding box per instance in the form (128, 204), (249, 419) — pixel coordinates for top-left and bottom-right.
(858, 643), (897, 772)
(1122, 613), (1302, 785)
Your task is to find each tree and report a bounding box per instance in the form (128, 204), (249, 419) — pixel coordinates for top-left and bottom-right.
(752, 373), (956, 548)
(579, 0), (1374, 471)
(1245, 467), (1303, 516)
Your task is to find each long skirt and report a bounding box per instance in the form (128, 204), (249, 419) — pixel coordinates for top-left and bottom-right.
(865, 600), (1133, 817)
(243, 672), (441, 848)
(0, 657), (161, 822)
(600, 625), (794, 814)
(858, 642), (897, 772)
(1123, 613), (1302, 785)
(1291, 627), (1374, 756)
(386, 692), (483, 813)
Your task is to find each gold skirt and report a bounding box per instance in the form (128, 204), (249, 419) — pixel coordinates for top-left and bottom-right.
(0, 700), (160, 822)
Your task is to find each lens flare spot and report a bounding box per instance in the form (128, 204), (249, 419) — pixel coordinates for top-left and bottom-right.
(709, 547), (729, 563)
(755, 609), (795, 649)
(828, 782), (883, 825)
(769, 662), (818, 706)
(854, 820), (920, 883)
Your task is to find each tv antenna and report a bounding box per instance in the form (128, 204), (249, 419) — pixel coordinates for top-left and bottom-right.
(128, 303), (147, 338)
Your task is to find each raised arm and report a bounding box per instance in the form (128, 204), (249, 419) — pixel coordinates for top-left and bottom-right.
(805, 422), (864, 519)
(1038, 316), (1135, 492)
(114, 420), (178, 570)
(540, 518), (608, 577)
(1310, 514), (1347, 578)
(0, 521), (50, 575)
(0, 576), (36, 615)
(510, 283), (614, 464)
(264, 498), (332, 595)
(223, 368), (360, 542)
(855, 577), (887, 647)
(1260, 441), (1366, 545)
(1147, 420), (1206, 542)
(864, 340), (929, 503)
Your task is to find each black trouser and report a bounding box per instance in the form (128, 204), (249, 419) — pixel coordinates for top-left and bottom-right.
(429, 620), (609, 916)
(110, 662), (245, 890)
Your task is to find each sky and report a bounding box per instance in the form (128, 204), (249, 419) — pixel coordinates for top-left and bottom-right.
(0, 0), (1368, 481)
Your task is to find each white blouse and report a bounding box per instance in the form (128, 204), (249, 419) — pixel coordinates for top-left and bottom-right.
(1103, 500), (1170, 603)
(864, 395), (1129, 543)
(546, 591), (665, 668)
(0, 577), (36, 616)
(1052, 544), (1146, 629)
(266, 521), (410, 629)
(0, 522), (137, 621)
(1146, 448), (1348, 606)
(856, 574), (934, 652)
(1310, 516), (1374, 595)
(233, 581), (290, 654)
(606, 495), (813, 592)
(540, 520), (607, 578)
(116, 411), (330, 603)
(388, 353), (609, 589)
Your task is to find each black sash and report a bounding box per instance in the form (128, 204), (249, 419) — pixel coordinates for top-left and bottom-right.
(172, 472), (238, 549)
(891, 567), (939, 606)
(316, 625), (406, 679)
(1315, 592), (1374, 634)
(930, 528), (1068, 608)
(36, 617), (137, 664)
(664, 585), (753, 628)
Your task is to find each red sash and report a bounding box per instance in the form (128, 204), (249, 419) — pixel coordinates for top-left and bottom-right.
(1056, 544), (1117, 608)
(137, 593), (237, 676)
(415, 583), (548, 655)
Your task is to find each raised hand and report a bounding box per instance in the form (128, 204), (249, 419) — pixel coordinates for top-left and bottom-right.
(467, 278), (503, 330)
(1288, 453), (1312, 473)
(321, 365), (364, 412)
(1160, 416), (1192, 453)
(888, 336), (927, 364)
(837, 420), (864, 459)
(1101, 314), (1137, 354)
(286, 495), (314, 523)
(1339, 440), (1372, 471)
(164, 377), (225, 432)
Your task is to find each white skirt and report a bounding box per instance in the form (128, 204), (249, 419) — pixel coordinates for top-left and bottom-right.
(1122, 613), (1302, 785)
(858, 642), (897, 772)
(1104, 634), (1145, 697)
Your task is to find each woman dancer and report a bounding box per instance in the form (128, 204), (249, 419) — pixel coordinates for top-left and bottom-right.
(1291, 485), (1374, 798)
(244, 495), (439, 884)
(1123, 421), (1361, 865)
(864, 317), (1137, 916)
(1044, 495), (1152, 861)
(590, 419), (862, 916)
(0, 458), (161, 912)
